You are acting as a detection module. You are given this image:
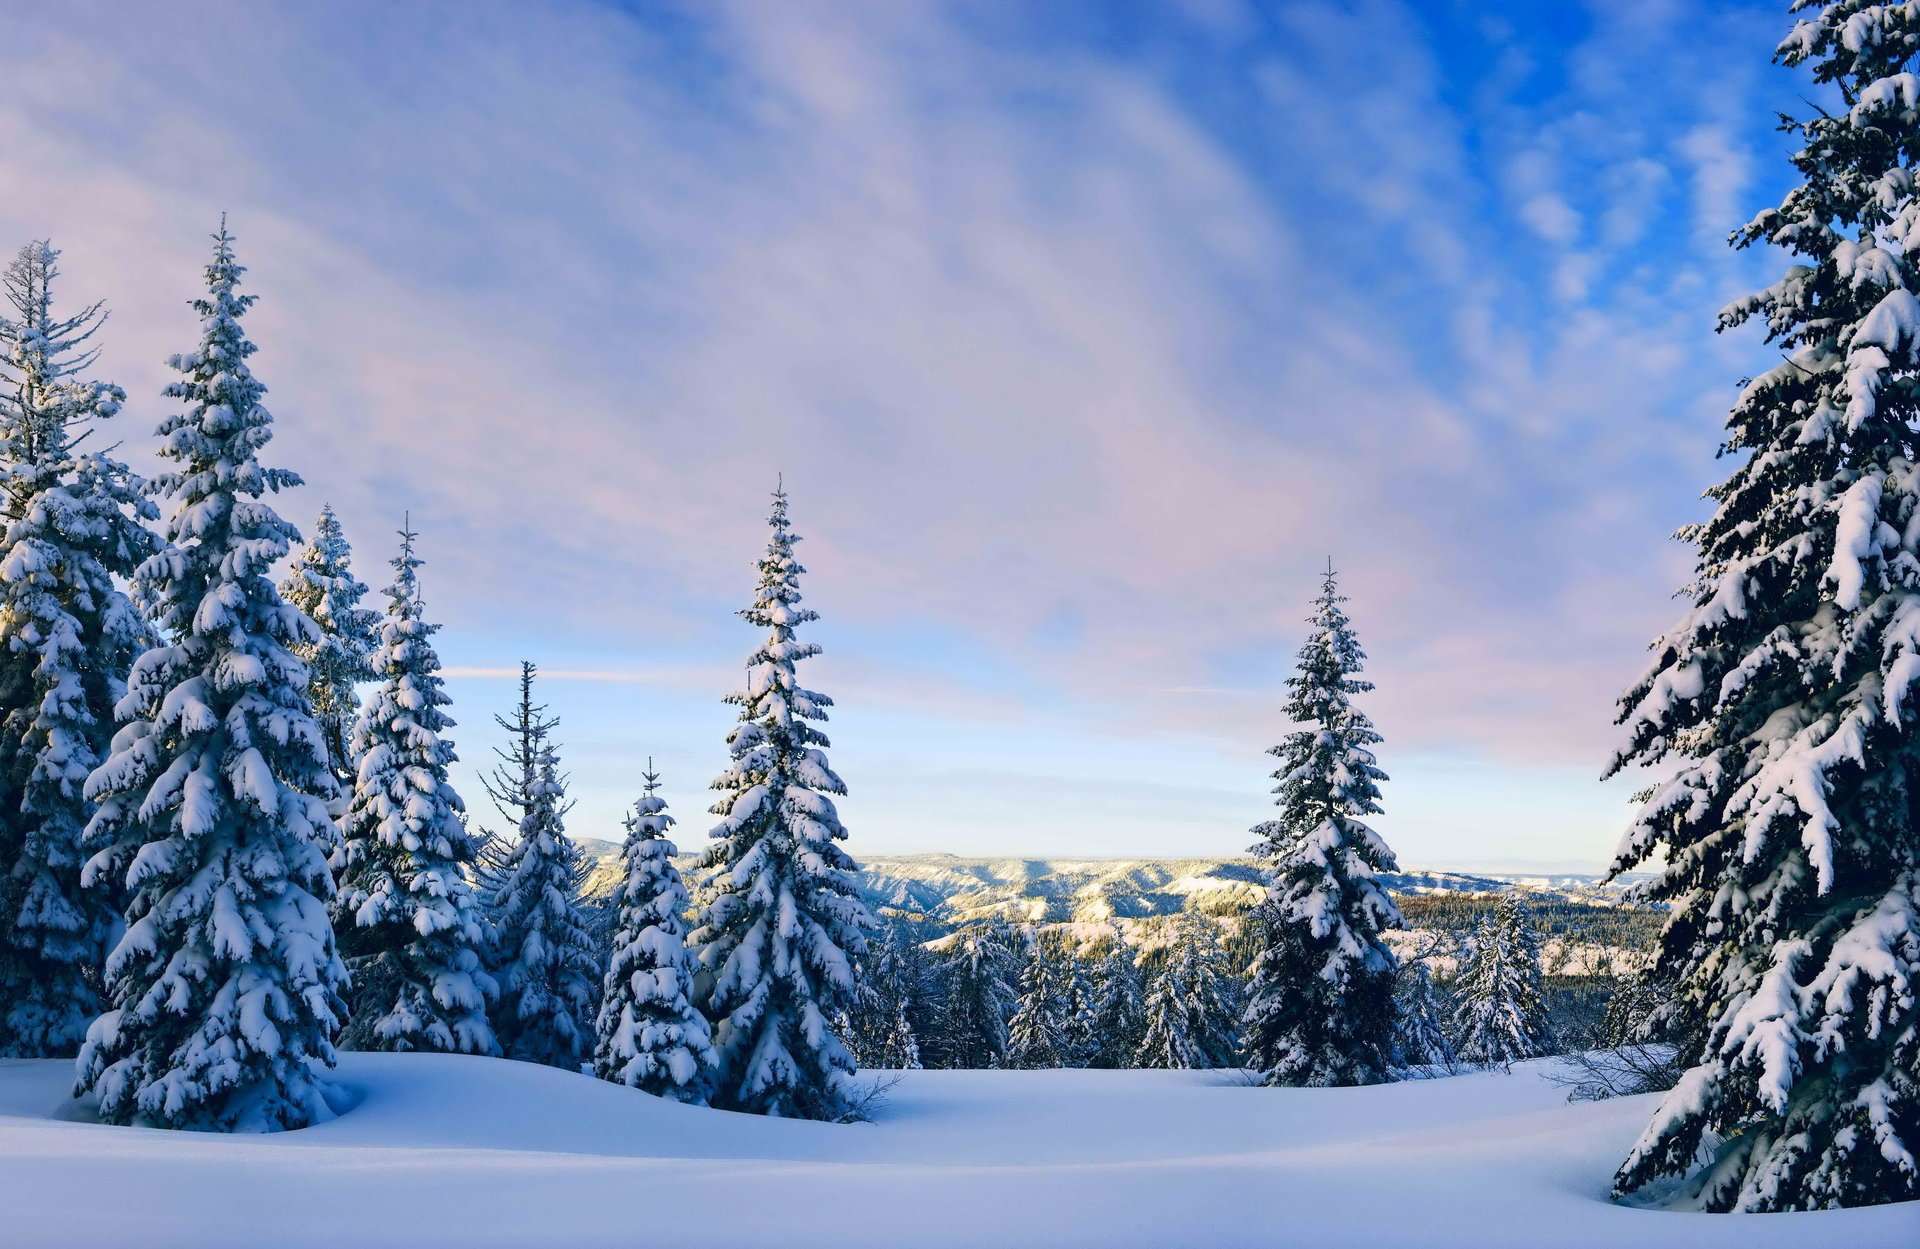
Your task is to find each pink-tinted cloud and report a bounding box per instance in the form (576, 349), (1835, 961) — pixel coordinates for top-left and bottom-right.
(0, 0), (1804, 863)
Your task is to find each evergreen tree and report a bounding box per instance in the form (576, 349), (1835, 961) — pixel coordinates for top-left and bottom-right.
(1604, 0), (1920, 1212)
(845, 921), (922, 1071)
(897, 922), (945, 1067)
(938, 917), (1020, 1069)
(74, 225), (348, 1130)
(1136, 914), (1239, 1070)
(1242, 565), (1402, 1087)
(488, 738), (597, 1069)
(279, 504), (375, 786)
(333, 523), (496, 1055)
(593, 764), (714, 1101)
(689, 485), (873, 1120)
(473, 661), (554, 909)
(1085, 936), (1146, 1069)
(1058, 947), (1098, 1068)
(0, 241), (158, 1058)
(1390, 959), (1454, 1070)
(1450, 896), (1548, 1067)
(1006, 935), (1069, 1069)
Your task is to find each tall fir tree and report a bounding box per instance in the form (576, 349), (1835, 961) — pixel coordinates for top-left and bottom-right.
(488, 737), (597, 1069)
(0, 241), (158, 1057)
(279, 503), (375, 786)
(1006, 935), (1069, 1069)
(593, 763), (714, 1101)
(1135, 914), (1239, 1071)
(1085, 936), (1146, 1069)
(1450, 895), (1548, 1067)
(74, 225), (348, 1130)
(1604, 1), (1920, 1211)
(333, 522), (496, 1055)
(938, 917), (1020, 1069)
(689, 485), (873, 1119)
(1242, 565), (1402, 1087)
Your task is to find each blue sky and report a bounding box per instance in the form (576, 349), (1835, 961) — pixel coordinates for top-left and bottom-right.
(0, 0), (1811, 868)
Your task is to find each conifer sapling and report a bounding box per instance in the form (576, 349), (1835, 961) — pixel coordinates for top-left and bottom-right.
(594, 762), (714, 1101)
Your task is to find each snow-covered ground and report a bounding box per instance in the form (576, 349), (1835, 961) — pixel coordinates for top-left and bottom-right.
(1, 1055), (1912, 1248)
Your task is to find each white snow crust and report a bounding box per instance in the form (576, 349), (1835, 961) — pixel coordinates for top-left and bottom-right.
(0, 1054), (1912, 1247)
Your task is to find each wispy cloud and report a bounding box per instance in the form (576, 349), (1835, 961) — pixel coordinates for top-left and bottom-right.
(0, 0), (1809, 858)
(441, 666), (703, 687)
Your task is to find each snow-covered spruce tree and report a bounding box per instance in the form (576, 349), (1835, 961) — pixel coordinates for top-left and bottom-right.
(1136, 914), (1239, 1070)
(593, 764), (714, 1101)
(939, 917), (1020, 1069)
(845, 921), (922, 1070)
(689, 485), (874, 1119)
(279, 504), (375, 787)
(1603, 1), (1920, 1213)
(1058, 948), (1098, 1068)
(1085, 936), (1146, 1068)
(0, 241), (158, 1058)
(1006, 936), (1069, 1069)
(1242, 565), (1402, 1087)
(1390, 960), (1455, 1071)
(332, 523), (496, 1055)
(74, 225), (349, 1130)
(489, 738), (597, 1069)
(1450, 896), (1548, 1067)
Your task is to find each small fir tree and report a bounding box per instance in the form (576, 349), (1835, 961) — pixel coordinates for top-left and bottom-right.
(593, 764), (714, 1101)
(1450, 895), (1548, 1067)
(75, 225), (348, 1130)
(474, 660), (555, 909)
(0, 240), (158, 1058)
(1006, 936), (1069, 1069)
(1136, 914), (1239, 1070)
(1058, 949), (1098, 1068)
(1243, 565), (1402, 1087)
(1391, 959), (1455, 1071)
(488, 738), (597, 1069)
(939, 918), (1020, 1069)
(896, 924), (944, 1067)
(689, 485), (874, 1119)
(1603, 0), (1920, 1212)
(845, 921), (923, 1071)
(333, 523), (496, 1055)
(279, 504), (376, 786)
(1085, 937), (1146, 1069)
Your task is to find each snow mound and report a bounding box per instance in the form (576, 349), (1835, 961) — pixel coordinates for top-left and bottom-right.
(0, 1054), (1912, 1248)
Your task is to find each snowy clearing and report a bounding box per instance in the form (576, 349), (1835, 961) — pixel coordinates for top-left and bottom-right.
(1, 1054), (1913, 1248)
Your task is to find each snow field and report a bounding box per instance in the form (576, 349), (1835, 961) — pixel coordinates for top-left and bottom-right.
(0, 1053), (1912, 1249)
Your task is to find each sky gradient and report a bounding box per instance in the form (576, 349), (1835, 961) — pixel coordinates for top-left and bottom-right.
(0, 0), (1811, 869)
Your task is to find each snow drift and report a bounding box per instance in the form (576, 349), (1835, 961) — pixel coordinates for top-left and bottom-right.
(1, 1054), (1915, 1248)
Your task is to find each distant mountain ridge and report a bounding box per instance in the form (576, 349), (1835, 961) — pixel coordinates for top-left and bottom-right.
(573, 844), (1641, 927)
